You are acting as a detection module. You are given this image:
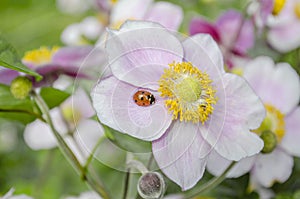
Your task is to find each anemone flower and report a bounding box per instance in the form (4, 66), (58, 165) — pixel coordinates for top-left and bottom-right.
(91, 20), (265, 190)
(189, 10), (254, 68)
(266, 0), (300, 52)
(206, 56), (300, 197)
(20, 46), (104, 87)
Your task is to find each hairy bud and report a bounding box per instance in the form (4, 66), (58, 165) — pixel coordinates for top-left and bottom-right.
(137, 172), (165, 199)
(10, 76), (32, 100)
(260, 130), (277, 154)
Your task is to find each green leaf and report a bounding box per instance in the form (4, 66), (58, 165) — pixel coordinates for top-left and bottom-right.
(40, 87), (70, 109)
(102, 124), (151, 153)
(0, 34), (42, 81)
(0, 83), (38, 124)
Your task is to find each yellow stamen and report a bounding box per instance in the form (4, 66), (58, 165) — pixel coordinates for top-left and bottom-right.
(254, 104), (285, 142)
(23, 46), (59, 65)
(158, 62), (217, 124)
(272, 0), (286, 16)
(294, 1), (300, 18)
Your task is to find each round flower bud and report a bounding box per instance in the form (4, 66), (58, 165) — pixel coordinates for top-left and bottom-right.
(10, 76), (32, 100)
(260, 130), (277, 154)
(137, 172), (165, 199)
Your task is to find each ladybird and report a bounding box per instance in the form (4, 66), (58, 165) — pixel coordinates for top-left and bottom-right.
(133, 90), (155, 107)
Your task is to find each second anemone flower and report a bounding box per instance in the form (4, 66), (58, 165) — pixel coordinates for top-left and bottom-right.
(91, 20), (265, 190)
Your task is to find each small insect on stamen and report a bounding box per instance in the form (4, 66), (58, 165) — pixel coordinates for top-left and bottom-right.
(133, 90), (156, 107)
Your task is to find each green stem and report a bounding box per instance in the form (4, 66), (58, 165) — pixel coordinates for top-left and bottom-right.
(122, 169), (131, 199)
(83, 136), (104, 172)
(31, 91), (110, 199)
(185, 162), (236, 199)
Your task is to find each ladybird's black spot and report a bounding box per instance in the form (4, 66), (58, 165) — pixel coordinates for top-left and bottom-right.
(135, 100), (138, 102)
(148, 95), (155, 104)
(141, 97), (144, 100)
(141, 91), (145, 94)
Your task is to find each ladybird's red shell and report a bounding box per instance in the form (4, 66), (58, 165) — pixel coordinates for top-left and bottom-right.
(133, 90), (155, 107)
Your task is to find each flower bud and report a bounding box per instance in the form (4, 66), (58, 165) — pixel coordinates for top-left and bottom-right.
(10, 76), (32, 100)
(137, 172), (165, 199)
(260, 130), (277, 154)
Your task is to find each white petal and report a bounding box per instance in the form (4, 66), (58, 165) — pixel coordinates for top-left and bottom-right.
(251, 149), (294, 187)
(200, 73), (264, 161)
(24, 108), (68, 150)
(152, 121), (211, 190)
(145, 2), (183, 30)
(207, 149), (256, 178)
(243, 56), (300, 114)
(110, 0), (153, 25)
(92, 76), (172, 141)
(106, 20), (184, 90)
(280, 107), (300, 157)
(183, 34), (225, 81)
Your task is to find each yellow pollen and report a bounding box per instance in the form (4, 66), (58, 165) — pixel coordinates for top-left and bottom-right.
(294, 1), (300, 18)
(23, 46), (59, 65)
(254, 104), (285, 142)
(272, 0), (286, 15)
(158, 62), (217, 124)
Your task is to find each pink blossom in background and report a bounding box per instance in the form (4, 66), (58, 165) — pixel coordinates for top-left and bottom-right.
(206, 56), (300, 198)
(189, 10), (255, 68)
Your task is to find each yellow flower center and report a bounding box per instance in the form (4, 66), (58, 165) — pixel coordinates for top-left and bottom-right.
(272, 0), (286, 16)
(22, 46), (59, 65)
(158, 62), (217, 124)
(254, 104), (285, 142)
(294, 1), (300, 18)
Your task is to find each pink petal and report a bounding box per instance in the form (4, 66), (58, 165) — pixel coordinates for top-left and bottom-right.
(0, 67), (19, 84)
(110, 0), (153, 24)
(144, 1), (183, 30)
(268, 21), (300, 52)
(234, 19), (254, 54)
(280, 107), (300, 157)
(92, 76), (172, 141)
(152, 121), (211, 190)
(52, 46), (105, 68)
(106, 21), (184, 90)
(206, 149), (256, 178)
(243, 56), (300, 114)
(200, 73), (264, 161)
(251, 149), (293, 187)
(216, 10), (242, 48)
(189, 17), (221, 42)
(182, 34), (225, 81)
